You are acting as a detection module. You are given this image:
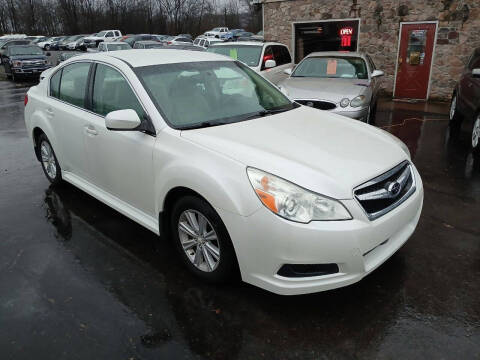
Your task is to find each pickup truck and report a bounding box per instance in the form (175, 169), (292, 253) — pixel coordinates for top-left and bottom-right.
(83, 30), (122, 48)
(2, 45), (51, 81)
(204, 27), (229, 38)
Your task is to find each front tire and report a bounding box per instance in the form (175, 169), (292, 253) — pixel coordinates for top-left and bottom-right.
(170, 195), (238, 283)
(38, 134), (62, 184)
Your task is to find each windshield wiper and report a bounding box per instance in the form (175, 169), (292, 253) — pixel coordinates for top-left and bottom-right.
(180, 120), (229, 130)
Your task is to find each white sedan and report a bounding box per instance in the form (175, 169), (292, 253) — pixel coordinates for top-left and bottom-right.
(24, 50), (423, 295)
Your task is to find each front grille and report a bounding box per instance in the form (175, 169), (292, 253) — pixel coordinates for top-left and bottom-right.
(22, 60), (44, 69)
(295, 99), (336, 110)
(354, 161), (416, 220)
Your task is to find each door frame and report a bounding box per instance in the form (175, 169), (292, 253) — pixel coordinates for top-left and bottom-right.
(393, 20), (439, 100)
(290, 17), (361, 64)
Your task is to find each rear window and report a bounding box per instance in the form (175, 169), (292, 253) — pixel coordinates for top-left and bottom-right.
(207, 45), (262, 67)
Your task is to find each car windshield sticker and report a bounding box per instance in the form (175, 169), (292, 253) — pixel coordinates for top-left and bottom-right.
(229, 48), (238, 60)
(327, 59), (337, 75)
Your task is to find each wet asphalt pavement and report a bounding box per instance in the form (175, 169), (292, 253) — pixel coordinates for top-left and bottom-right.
(0, 78), (479, 360)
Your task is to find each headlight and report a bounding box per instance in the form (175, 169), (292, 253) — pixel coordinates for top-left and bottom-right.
(247, 168), (352, 223)
(350, 95), (366, 108)
(13, 60), (22, 67)
(340, 98), (350, 108)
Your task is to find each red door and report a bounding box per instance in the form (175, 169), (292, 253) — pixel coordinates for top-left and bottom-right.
(395, 23), (436, 100)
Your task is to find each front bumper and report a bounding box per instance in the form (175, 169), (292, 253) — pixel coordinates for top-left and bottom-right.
(332, 107), (369, 122)
(12, 66), (52, 76)
(217, 164), (423, 295)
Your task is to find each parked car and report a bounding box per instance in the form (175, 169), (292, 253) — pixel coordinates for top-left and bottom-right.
(193, 36), (223, 49)
(220, 29), (244, 41)
(64, 35), (87, 50)
(56, 52), (82, 65)
(204, 27), (229, 38)
(49, 36), (68, 50)
(83, 30), (122, 48)
(2, 45), (51, 81)
(98, 41), (131, 52)
(278, 52), (384, 123)
(450, 47), (480, 152)
(123, 34), (156, 48)
(232, 31), (254, 41)
(132, 41), (164, 49)
(207, 41), (293, 84)
(166, 36), (193, 45)
(67, 36), (88, 50)
(0, 39), (31, 57)
(24, 50), (423, 295)
(37, 36), (61, 50)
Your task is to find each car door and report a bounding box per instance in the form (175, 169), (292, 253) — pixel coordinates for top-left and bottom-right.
(460, 53), (480, 119)
(83, 62), (156, 216)
(46, 62), (92, 180)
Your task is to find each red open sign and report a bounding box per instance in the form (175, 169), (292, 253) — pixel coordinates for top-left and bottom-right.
(339, 27), (353, 36)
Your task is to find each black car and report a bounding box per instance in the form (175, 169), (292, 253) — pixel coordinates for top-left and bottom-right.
(450, 47), (480, 152)
(2, 45), (51, 81)
(49, 36), (68, 50)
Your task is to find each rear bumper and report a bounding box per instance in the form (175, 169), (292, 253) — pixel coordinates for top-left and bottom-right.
(217, 164), (423, 295)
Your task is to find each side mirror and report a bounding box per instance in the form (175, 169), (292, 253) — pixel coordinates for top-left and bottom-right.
(283, 68), (292, 75)
(265, 59), (276, 69)
(472, 68), (480, 78)
(105, 109), (141, 131)
(371, 70), (384, 78)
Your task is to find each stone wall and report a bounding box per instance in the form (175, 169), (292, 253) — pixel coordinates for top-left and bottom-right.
(263, 0), (480, 100)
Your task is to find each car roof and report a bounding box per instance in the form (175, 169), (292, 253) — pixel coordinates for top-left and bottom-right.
(135, 40), (160, 44)
(306, 51), (366, 58)
(73, 49), (230, 67)
(210, 41), (283, 47)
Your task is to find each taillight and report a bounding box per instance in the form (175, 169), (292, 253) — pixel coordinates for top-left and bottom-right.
(167, 41), (172, 45)
(24, 94), (28, 106)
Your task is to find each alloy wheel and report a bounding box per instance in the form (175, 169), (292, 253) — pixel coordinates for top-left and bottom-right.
(449, 96), (456, 120)
(177, 210), (220, 272)
(40, 141), (57, 179)
(472, 117), (480, 149)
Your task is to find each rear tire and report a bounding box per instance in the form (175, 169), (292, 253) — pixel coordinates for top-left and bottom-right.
(449, 94), (462, 136)
(471, 115), (480, 153)
(38, 133), (62, 185)
(170, 195), (238, 283)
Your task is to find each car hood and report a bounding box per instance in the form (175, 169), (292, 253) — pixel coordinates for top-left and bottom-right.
(181, 106), (408, 199)
(279, 77), (370, 103)
(8, 54), (46, 60)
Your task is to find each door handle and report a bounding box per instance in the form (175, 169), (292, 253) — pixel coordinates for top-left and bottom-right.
(85, 126), (98, 136)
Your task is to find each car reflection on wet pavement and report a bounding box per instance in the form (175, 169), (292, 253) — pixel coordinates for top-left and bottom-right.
(1, 80), (479, 359)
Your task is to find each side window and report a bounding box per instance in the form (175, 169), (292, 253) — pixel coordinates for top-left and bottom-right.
(261, 46), (274, 70)
(106, 32), (113, 38)
(58, 62), (90, 107)
(282, 46), (292, 64)
(98, 43), (104, 51)
(366, 55), (376, 71)
(92, 64), (145, 118)
(50, 69), (62, 98)
(273, 46), (289, 66)
(194, 39), (200, 45)
(115, 31), (120, 37)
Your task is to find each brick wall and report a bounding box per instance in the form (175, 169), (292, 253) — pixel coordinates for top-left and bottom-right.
(264, 0), (480, 100)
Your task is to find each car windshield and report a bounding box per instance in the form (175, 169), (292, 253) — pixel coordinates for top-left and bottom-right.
(212, 28), (221, 31)
(97, 31), (107, 37)
(207, 45), (262, 67)
(136, 60), (294, 129)
(293, 56), (368, 79)
(106, 43), (130, 51)
(8, 46), (43, 55)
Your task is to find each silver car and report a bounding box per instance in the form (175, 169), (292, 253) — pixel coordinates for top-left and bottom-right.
(278, 51), (384, 123)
